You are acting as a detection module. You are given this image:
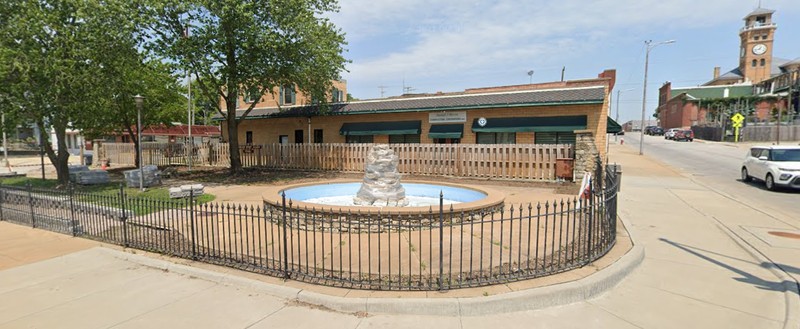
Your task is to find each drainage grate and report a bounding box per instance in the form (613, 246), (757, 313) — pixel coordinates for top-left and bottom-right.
(768, 231), (800, 240)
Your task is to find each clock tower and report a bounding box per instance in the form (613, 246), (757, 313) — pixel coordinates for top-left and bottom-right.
(739, 7), (776, 83)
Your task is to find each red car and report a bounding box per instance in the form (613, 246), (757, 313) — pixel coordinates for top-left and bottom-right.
(673, 129), (694, 142)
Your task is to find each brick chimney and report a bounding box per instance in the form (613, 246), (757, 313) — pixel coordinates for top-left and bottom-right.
(713, 67), (720, 80)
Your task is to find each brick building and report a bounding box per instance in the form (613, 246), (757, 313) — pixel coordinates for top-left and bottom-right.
(218, 70), (619, 160)
(656, 6), (799, 130)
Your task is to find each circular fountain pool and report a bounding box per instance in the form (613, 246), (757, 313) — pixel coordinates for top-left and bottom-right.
(282, 182), (487, 207)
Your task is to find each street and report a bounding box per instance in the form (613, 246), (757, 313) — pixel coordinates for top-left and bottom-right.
(619, 132), (800, 223)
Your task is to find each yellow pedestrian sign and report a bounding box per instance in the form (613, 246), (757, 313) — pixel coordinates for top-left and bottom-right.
(731, 113), (744, 142)
(731, 113), (744, 124)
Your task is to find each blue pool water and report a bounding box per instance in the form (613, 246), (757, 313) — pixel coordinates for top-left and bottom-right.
(281, 182), (486, 207)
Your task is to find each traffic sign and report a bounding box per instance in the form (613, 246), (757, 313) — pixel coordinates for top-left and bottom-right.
(732, 122), (743, 128)
(731, 113), (745, 124)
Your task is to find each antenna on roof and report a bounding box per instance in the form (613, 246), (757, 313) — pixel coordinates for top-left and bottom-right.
(527, 70), (534, 84)
(378, 85), (388, 98)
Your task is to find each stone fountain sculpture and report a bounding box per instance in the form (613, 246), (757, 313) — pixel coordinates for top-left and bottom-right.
(353, 144), (409, 206)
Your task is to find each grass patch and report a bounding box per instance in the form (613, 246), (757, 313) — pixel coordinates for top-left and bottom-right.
(0, 177), (215, 215)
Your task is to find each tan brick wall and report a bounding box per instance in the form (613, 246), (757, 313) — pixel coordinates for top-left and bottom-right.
(220, 80), (348, 111)
(228, 100), (609, 154)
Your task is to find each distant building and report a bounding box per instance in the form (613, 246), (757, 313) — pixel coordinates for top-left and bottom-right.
(656, 6), (799, 130)
(622, 120), (657, 132)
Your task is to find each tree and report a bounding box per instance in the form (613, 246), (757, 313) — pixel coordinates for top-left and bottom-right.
(0, 0), (135, 185)
(146, 0), (348, 173)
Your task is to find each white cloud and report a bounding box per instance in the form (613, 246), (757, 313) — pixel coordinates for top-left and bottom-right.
(330, 0), (799, 97)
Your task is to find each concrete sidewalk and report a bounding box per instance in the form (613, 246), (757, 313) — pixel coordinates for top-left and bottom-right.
(0, 143), (797, 328)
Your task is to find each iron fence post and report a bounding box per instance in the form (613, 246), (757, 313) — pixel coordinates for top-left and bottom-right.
(586, 181), (594, 264)
(68, 184), (77, 237)
(27, 182), (35, 228)
(281, 192), (289, 279)
(438, 191), (445, 290)
(119, 184), (129, 247)
(0, 182), (4, 222)
(190, 189), (197, 259)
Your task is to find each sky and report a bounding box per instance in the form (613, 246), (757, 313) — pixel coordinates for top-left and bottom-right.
(326, 0), (800, 123)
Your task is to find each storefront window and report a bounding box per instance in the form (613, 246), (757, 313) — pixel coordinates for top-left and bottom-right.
(346, 135), (374, 143)
(388, 134), (420, 144)
(476, 132), (515, 144)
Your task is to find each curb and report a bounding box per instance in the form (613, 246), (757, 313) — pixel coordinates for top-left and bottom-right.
(97, 214), (644, 316)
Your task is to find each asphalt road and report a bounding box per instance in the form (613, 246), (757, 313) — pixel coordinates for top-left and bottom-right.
(617, 132), (800, 230)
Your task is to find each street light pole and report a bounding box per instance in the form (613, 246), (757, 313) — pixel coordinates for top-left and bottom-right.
(1, 112), (9, 169)
(134, 95), (145, 192)
(639, 39), (675, 156)
(615, 88), (635, 142)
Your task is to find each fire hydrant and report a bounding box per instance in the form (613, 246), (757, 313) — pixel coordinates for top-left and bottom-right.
(620, 137), (624, 145)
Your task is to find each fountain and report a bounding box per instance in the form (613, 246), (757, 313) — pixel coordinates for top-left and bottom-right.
(353, 145), (409, 206)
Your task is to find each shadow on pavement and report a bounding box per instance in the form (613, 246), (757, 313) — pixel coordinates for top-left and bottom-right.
(659, 238), (797, 295)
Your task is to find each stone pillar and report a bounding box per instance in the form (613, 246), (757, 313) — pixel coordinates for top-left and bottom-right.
(573, 130), (600, 181)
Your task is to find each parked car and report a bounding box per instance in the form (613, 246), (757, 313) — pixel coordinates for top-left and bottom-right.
(673, 129), (694, 142)
(643, 126), (657, 135)
(741, 146), (800, 191)
(650, 127), (664, 136)
(664, 128), (680, 140)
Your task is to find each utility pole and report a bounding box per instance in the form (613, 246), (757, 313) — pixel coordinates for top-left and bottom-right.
(639, 39), (676, 156)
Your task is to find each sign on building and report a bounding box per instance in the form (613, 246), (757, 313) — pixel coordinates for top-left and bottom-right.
(429, 111), (467, 123)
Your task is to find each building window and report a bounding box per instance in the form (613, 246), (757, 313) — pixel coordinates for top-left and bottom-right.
(752, 59), (757, 67)
(346, 135), (373, 143)
(332, 88), (344, 102)
(760, 58), (766, 66)
(294, 129), (304, 143)
(388, 134), (420, 144)
(434, 138), (460, 144)
(535, 132), (576, 145)
(754, 35), (759, 40)
(280, 85), (296, 105)
(244, 88), (258, 103)
(245, 131), (253, 144)
(313, 129), (323, 143)
(476, 132), (515, 144)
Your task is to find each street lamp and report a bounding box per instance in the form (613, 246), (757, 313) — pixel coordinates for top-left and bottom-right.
(133, 94), (145, 191)
(615, 88), (635, 142)
(639, 39), (675, 156)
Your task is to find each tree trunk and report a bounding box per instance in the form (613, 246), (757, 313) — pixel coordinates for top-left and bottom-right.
(125, 124), (140, 168)
(38, 122), (71, 186)
(226, 98), (242, 173)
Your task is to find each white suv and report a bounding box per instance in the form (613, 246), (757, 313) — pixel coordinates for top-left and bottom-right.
(741, 146), (800, 191)
(664, 128), (680, 140)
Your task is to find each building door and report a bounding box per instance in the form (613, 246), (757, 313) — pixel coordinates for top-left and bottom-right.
(294, 129), (304, 143)
(279, 135), (288, 144)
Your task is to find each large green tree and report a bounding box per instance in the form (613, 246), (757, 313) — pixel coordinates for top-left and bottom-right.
(0, 0), (127, 185)
(1, 0), (185, 183)
(146, 0), (348, 173)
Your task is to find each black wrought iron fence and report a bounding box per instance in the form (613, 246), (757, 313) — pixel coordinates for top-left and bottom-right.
(0, 164), (618, 291)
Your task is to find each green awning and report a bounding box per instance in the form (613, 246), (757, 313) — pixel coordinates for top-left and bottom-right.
(340, 121), (421, 136)
(607, 117), (622, 133)
(471, 116), (587, 133)
(428, 124), (464, 139)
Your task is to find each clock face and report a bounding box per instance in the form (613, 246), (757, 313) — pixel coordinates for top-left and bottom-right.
(752, 44), (767, 55)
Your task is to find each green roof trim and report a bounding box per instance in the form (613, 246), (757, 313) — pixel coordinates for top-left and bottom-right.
(471, 116), (587, 133)
(607, 117), (622, 133)
(672, 85), (753, 100)
(339, 121), (421, 136)
(428, 124), (464, 139)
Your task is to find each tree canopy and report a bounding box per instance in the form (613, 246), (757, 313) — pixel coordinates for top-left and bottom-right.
(145, 0), (349, 172)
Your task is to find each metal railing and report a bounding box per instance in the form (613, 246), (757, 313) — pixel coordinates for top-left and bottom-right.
(0, 162), (618, 291)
